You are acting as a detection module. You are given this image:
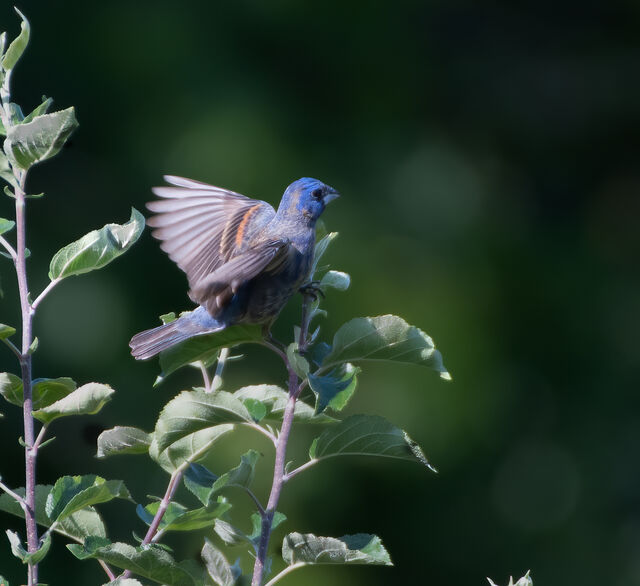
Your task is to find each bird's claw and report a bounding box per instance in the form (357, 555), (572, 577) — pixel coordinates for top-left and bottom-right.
(300, 281), (325, 301)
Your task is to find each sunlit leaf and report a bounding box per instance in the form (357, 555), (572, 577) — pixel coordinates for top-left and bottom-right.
(22, 96), (53, 124)
(0, 375), (76, 409)
(0, 484), (106, 542)
(311, 232), (338, 275)
(154, 390), (251, 454)
(320, 270), (350, 291)
(103, 579), (144, 586)
(322, 314), (451, 380)
(46, 475), (131, 525)
(0, 324), (16, 340)
(67, 537), (196, 586)
(487, 571), (533, 586)
(32, 382), (114, 425)
(282, 532), (392, 566)
(136, 498), (230, 533)
(96, 426), (151, 458)
(0, 218), (14, 235)
(4, 107), (77, 170)
(48, 208), (144, 280)
(309, 414), (435, 471)
(1, 9), (30, 71)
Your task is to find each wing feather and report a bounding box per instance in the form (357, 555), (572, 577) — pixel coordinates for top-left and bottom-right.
(146, 176), (276, 289)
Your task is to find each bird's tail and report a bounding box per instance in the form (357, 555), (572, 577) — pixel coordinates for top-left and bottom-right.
(129, 308), (224, 360)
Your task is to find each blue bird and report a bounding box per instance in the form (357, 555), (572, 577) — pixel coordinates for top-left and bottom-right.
(129, 175), (339, 360)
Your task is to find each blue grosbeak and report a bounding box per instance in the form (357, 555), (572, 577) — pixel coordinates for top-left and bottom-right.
(129, 175), (339, 360)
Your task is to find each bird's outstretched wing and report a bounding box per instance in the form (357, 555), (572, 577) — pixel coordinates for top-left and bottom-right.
(146, 175), (276, 290)
(189, 238), (291, 316)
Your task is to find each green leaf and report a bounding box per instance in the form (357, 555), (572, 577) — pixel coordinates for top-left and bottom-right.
(212, 450), (259, 493)
(46, 475), (132, 524)
(249, 511), (286, 542)
(0, 375), (76, 410)
(103, 579), (145, 586)
(0, 574), (9, 586)
(286, 343), (309, 378)
(48, 208), (144, 280)
(67, 537), (196, 586)
(0, 323), (16, 340)
(1, 9), (30, 71)
(201, 538), (235, 586)
(4, 107), (77, 170)
(311, 231), (338, 276)
(154, 390), (251, 455)
(157, 324), (262, 380)
(320, 270), (350, 291)
(243, 398), (267, 422)
(32, 382), (114, 425)
(309, 414), (435, 471)
(0, 372), (21, 405)
(282, 533), (392, 566)
(308, 363), (360, 414)
(22, 97), (53, 124)
(0, 218), (14, 235)
(233, 384), (333, 423)
(184, 464), (218, 506)
(0, 485), (106, 542)
(96, 426), (151, 458)
(213, 519), (252, 548)
(136, 499), (230, 533)
(6, 528), (51, 565)
(149, 425), (235, 474)
(487, 572), (533, 586)
(0, 152), (16, 188)
(322, 315), (451, 380)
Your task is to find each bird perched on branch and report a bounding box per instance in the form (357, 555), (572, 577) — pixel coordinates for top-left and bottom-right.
(129, 175), (339, 360)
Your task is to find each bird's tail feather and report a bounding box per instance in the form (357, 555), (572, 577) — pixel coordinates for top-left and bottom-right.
(129, 309), (224, 360)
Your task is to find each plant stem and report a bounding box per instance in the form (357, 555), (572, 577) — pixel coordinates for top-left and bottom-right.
(16, 176), (39, 585)
(251, 294), (313, 586)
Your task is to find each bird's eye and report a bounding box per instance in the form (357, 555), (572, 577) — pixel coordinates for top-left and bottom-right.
(311, 188), (323, 200)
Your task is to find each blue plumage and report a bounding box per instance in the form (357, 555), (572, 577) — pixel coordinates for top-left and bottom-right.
(129, 176), (339, 360)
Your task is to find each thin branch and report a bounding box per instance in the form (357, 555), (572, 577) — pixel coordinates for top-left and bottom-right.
(199, 361), (212, 393)
(263, 562), (307, 586)
(0, 480), (27, 508)
(244, 487), (266, 517)
(31, 278), (61, 311)
(212, 347), (229, 389)
(2, 337), (21, 359)
(32, 425), (47, 452)
(0, 234), (17, 260)
(98, 560), (116, 581)
(244, 421), (277, 446)
(283, 458), (318, 482)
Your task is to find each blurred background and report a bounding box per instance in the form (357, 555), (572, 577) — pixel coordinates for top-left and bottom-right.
(1, 1), (639, 584)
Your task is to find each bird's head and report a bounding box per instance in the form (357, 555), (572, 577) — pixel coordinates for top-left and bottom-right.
(278, 177), (339, 224)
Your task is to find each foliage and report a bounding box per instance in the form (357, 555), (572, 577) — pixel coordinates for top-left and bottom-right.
(0, 10), (468, 586)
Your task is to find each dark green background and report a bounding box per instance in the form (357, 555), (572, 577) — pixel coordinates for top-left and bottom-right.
(1, 1), (639, 584)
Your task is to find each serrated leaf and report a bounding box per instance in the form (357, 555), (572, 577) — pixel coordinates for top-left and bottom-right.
(158, 324), (262, 380)
(0, 218), (14, 235)
(22, 97), (53, 124)
(97, 426), (151, 458)
(136, 499), (230, 533)
(154, 390), (251, 455)
(0, 375), (77, 410)
(201, 538), (234, 586)
(0, 323), (16, 340)
(282, 533), (392, 566)
(309, 414), (435, 471)
(48, 208), (144, 280)
(32, 382), (114, 425)
(149, 425), (235, 474)
(46, 475), (131, 524)
(0, 485), (106, 542)
(308, 363), (360, 414)
(320, 270), (350, 291)
(213, 519), (252, 548)
(322, 314), (451, 380)
(487, 572), (533, 586)
(67, 537), (196, 586)
(4, 107), (77, 170)
(1, 9), (30, 71)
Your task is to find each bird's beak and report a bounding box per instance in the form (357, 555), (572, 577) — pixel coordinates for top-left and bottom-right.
(323, 188), (340, 205)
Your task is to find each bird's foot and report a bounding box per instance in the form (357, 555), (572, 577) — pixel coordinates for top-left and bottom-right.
(299, 281), (325, 301)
